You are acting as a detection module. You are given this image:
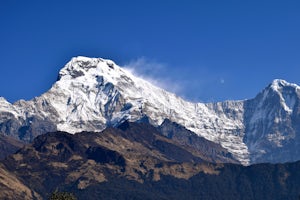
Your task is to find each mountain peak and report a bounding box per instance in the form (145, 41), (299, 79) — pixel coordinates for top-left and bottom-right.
(271, 79), (288, 87)
(57, 56), (121, 82)
(270, 79), (299, 92)
(256, 79), (300, 114)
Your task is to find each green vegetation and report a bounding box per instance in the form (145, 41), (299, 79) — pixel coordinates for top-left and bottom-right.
(48, 190), (77, 200)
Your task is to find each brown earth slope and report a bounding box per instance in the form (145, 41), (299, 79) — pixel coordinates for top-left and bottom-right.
(2, 122), (300, 200)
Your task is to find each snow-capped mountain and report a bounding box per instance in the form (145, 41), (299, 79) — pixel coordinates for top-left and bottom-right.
(243, 79), (300, 163)
(0, 56), (300, 165)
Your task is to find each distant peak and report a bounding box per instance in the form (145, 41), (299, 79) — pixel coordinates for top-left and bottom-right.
(271, 79), (288, 87)
(270, 79), (299, 91)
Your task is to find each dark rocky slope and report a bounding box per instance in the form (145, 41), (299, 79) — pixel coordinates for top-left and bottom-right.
(1, 122), (300, 200)
(0, 134), (24, 160)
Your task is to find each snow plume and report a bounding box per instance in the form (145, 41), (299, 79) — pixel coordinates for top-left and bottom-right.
(123, 57), (184, 96)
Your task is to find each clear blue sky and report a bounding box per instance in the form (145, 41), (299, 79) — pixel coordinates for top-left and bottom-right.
(1, 0), (300, 103)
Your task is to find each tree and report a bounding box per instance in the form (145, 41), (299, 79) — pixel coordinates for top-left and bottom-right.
(48, 190), (77, 200)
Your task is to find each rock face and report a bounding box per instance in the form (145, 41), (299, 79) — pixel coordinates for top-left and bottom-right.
(0, 56), (300, 165)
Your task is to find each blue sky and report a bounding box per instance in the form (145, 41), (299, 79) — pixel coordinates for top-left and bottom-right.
(1, 0), (300, 103)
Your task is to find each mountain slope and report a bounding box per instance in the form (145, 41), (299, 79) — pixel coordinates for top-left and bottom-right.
(2, 123), (300, 200)
(158, 119), (235, 163)
(0, 56), (300, 165)
(1, 122), (226, 199)
(0, 135), (24, 160)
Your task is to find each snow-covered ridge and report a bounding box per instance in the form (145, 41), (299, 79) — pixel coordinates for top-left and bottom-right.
(1, 56), (300, 165)
(270, 79), (300, 113)
(56, 56), (249, 163)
